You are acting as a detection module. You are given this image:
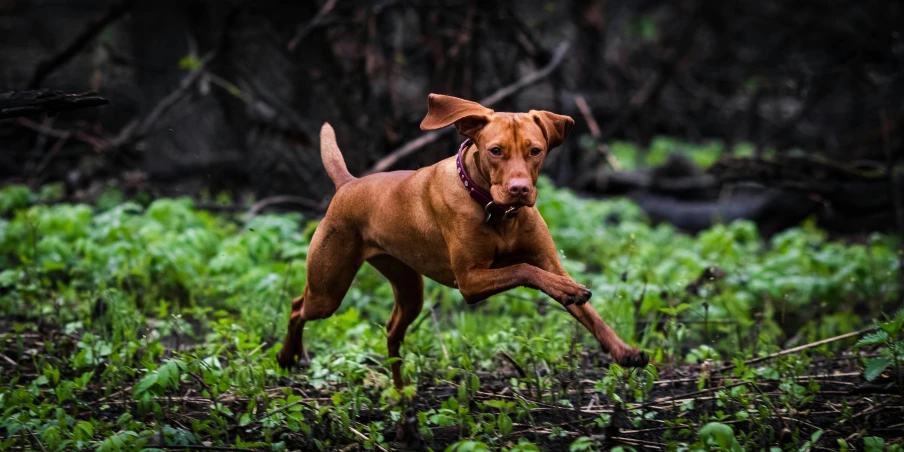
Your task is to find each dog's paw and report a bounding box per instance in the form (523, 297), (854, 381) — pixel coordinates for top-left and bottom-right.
(615, 349), (650, 368)
(574, 285), (592, 306)
(560, 284), (592, 307)
(395, 405), (426, 450)
(545, 276), (592, 307)
(276, 352), (299, 370)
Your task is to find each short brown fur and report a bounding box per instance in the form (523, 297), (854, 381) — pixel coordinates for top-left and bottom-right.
(277, 94), (648, 388)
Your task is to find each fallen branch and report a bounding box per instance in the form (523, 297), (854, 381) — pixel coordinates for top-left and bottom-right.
(349, 426), (388, 452)
(639, 381), (750, 409)
(0, 90), (108, 120)
(608, 437), (665, 450)
(719, 327), (876, 372)
(365, 42), (571, 175)
(245, 195), (325, 220)
(27, 0), (133, 89)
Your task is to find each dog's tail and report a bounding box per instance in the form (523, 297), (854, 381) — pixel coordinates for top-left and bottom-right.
(320, 123), (355, 190)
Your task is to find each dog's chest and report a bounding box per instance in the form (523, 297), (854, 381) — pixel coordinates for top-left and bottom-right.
(481, 222), (538, 266)
(493, 235), (521, 257)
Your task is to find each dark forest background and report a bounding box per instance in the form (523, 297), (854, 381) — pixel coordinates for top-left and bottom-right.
(2, 0), (903, 235)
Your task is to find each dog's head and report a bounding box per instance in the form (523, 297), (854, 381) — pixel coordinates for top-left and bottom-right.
(420, 94), (574, 208)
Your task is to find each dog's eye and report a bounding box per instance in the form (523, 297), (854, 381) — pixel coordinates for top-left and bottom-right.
(530, 147), (542, 157)
(489, 147), (503, 156)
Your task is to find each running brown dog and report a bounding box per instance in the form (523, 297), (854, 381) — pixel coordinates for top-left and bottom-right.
(277, 94), (649, 387)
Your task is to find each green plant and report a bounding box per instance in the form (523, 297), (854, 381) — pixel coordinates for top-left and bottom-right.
(697, 422), (743, 451)
(855, 309), (904, 385)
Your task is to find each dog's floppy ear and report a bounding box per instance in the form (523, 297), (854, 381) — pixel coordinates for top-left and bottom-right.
(420, 93), (494, 140)
(530, 110), (575, 150)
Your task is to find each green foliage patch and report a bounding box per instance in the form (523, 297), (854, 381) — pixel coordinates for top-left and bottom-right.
(0, 179), (900, 451)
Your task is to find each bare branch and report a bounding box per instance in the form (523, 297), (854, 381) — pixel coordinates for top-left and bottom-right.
(287, 0), (339, 52)
(27, 0), (133, 89)
(109, 52), (216, 149)
(574, 94), (621, 171)
(15, 117), (110, 151)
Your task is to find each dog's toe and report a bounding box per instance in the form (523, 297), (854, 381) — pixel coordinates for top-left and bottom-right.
(576, 287), (592, 305)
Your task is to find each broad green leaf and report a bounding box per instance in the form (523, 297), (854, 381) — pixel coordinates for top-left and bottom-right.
(864, 436), (885, 452)
(75, 421), (94, 439)
(134, 373), (158, 395)
(698, 422), (743, 452)
(498, 412), (513, 437)
(570, 437), (595, 452)
(856, 331), (889, 348)
(864, 357), (892, 381)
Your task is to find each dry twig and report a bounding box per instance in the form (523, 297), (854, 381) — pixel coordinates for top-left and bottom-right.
(287, 0), (339, 52)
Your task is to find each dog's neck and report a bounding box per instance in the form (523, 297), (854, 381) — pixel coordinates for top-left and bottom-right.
(461, 141), (492, 194)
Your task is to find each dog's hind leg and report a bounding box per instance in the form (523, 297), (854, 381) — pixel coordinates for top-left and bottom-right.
(277, 219), (363, 369)
(368, 255), (424, 389)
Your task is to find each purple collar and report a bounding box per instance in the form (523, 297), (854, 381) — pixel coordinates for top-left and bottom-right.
(455, 139), (520, 222)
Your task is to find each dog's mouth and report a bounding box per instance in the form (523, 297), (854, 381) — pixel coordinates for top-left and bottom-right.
(505, 198), (534, 208)
(490, 185), (537, 208)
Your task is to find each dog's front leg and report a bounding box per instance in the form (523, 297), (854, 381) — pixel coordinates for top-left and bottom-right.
(445, 223), (592, 306)
(453, 263), (592, 306)
(527, 239), (650, 368)
(493, 216), (650, 368)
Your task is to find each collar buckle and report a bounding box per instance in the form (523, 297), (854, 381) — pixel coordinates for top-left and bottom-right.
(484, 201), (494, 223)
